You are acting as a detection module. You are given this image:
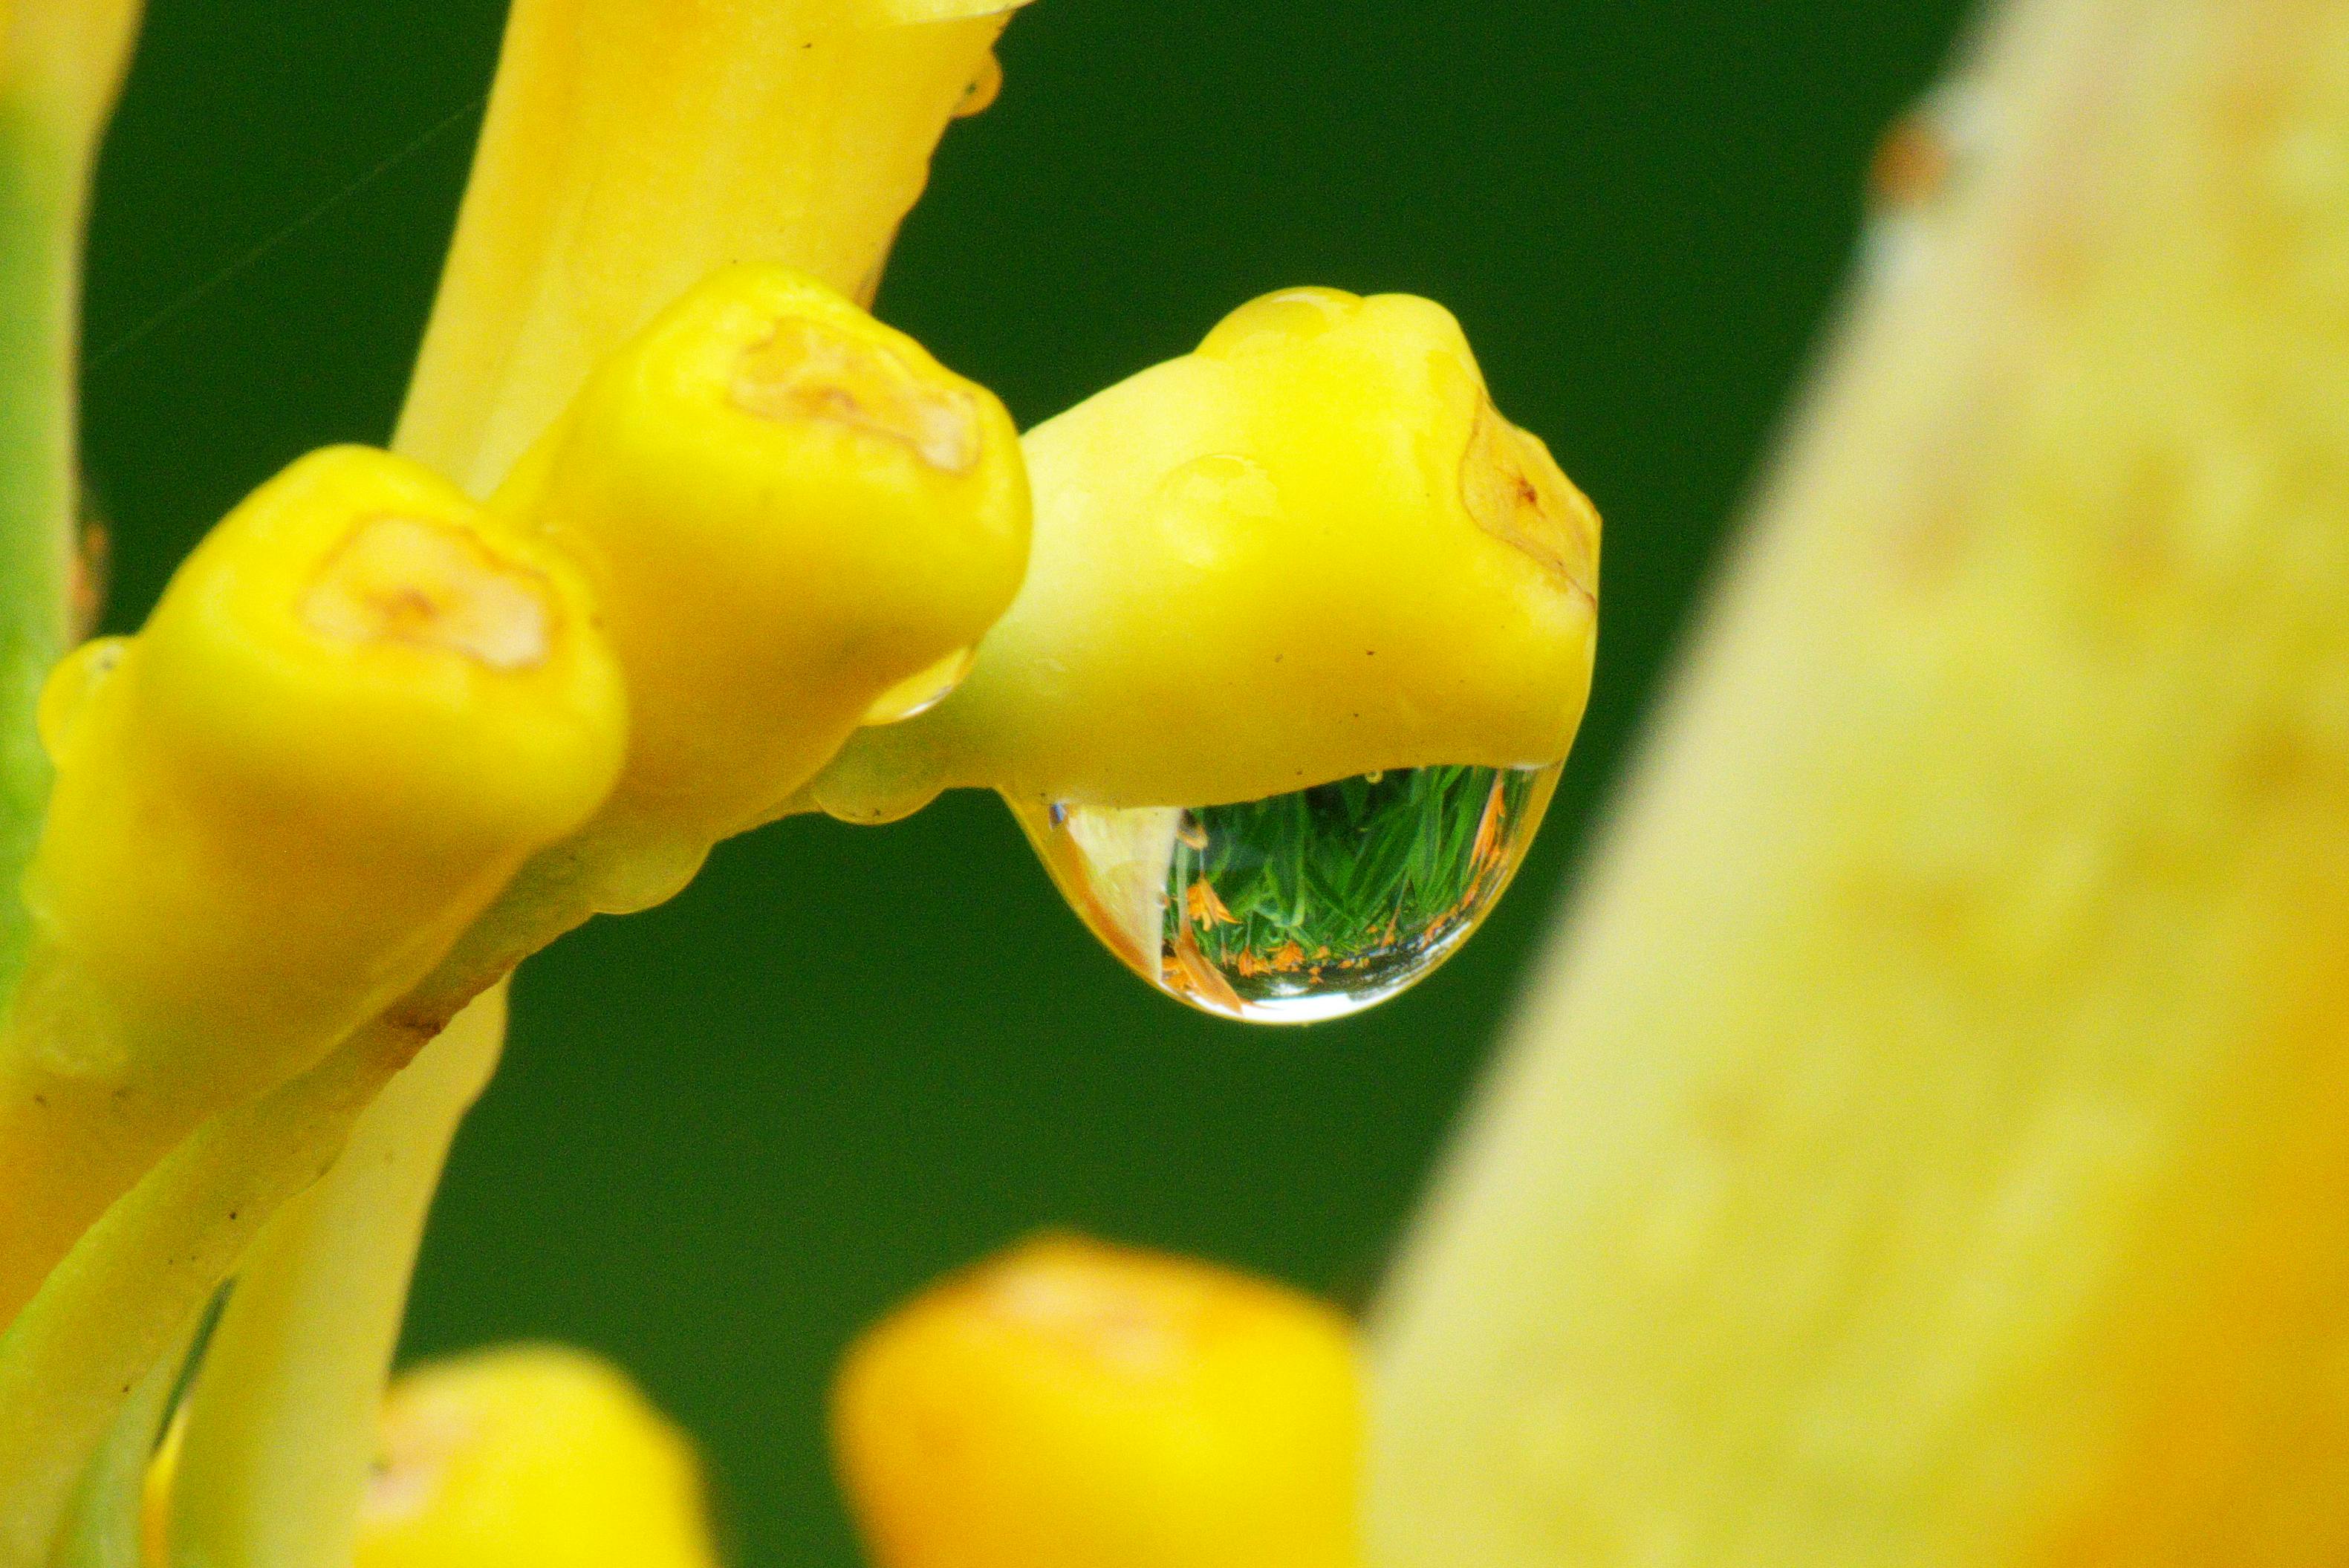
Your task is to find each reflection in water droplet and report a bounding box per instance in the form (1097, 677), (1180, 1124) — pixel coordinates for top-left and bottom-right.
(1013, 764), (1562, 1024)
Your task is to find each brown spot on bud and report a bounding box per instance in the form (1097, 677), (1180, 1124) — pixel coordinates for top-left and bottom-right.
(731, 319), (982, 475)
(1868, 112), (1955, 211)
(72, 511), (109, 640)
(301, 515), (554, 671)
(1461, 400), (1599, 599)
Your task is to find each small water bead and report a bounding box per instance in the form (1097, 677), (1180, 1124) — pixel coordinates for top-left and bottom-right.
(858, 646), (976, 726)
(1013, 763), (1562, 1024)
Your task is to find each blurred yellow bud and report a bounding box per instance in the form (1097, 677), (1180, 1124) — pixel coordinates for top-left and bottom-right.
(357, 1347), (717, 1568)
(0, 446), (626, 1322)
(502, 263), (1029, 902)
(145, 1346), (717, 1568)
(4, 0), (144, 147)
(815, 287), (1598, 822)
(833, 1235), (1364, 1568)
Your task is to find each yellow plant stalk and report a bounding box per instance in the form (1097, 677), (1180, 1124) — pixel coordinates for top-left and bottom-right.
(1371, 1), (2349, 1562)
(131, 0), (1029, 1532)
(151, 1347), (718, 1568)
(157, 1022), (500, 1568)
(834, 1236), (1364, 1568)
(161, 268), (1028, 1568)
(816, 286), (1599, 822)
(171, 19), (1034, 1530)
(396, 0), (1026, 495)
(0, 991), (502, 1568)
(0, 0), (142, 990)
(4, 0), (141, 134)
(49, 1305), (189, 1568)
(0, 446), (626, 1327)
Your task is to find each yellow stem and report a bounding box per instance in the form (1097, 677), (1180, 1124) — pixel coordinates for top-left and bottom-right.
(396, 0), (1018, 493)
(163, 1004), (503, 1568)
(1370, 0), (2349, 1562)
(163, 10), (1022, 1568)
(45, 1310), (192, 1568)
(0, 0), (146, 1205)
(0, 998), (490, 1568)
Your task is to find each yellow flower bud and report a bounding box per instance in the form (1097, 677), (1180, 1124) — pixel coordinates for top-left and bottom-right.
(358, 1347), (716, 1568)
(815, 287), (1598, 821)
(0, 446), (626, 1323)
(144, 1346), (717, 1568)
(500, 263), (1028, 897)
(833, 1235), (1364, 1568)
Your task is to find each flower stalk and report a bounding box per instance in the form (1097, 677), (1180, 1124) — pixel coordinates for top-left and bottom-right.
(396, 0), (1025, 495)
(149, 7), (1029, 1566)
(0, 0), (142, 1000)
(160, 1011), (502, 1568)
(49, 1312), (189, 1568)
(0, 997), (457, 1568)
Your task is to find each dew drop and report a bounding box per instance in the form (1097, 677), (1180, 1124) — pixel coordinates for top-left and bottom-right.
(859, 646), (975, 726)
(36, 636), (127, 760)
(1012, 763), (1562, 1024)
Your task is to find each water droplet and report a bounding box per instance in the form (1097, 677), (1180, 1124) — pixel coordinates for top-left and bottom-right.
(1012, 763), (1561, 1024)
(954, 50), (1004, 118)
(860, 646), (975, 726)
(37, 637), (126, 759)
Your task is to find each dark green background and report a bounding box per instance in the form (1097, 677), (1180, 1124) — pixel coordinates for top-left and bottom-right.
(82, 4), (1972, 1562)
